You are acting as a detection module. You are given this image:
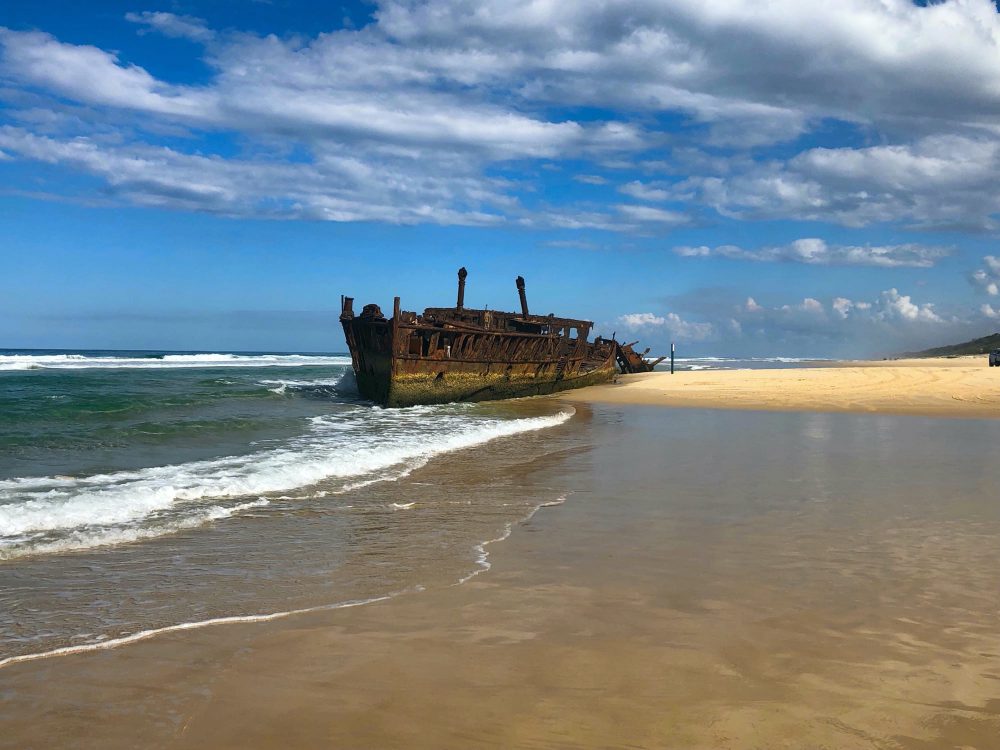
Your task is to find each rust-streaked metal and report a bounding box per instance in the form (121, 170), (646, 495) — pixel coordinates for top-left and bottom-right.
(340, 269), (660, 407)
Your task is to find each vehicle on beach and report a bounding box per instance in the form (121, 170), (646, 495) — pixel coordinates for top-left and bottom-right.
(990, 349), (1000, 367)
(340, 268), (662, 407)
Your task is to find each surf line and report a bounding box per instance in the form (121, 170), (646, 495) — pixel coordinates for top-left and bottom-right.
(1, 496), (568, 669)
(457, 495), (566, 585)
(0, 591), (408, 671)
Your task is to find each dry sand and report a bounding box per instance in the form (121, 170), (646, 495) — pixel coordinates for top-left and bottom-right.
(561, 356), (1000, 418)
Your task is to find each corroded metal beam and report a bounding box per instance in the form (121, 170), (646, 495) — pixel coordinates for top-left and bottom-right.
(516, 276), (529, 317)
(457, 267), (468, 309)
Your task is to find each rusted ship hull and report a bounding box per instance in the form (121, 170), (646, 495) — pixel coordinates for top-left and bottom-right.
(341, 270), (619, 407)
(355, 351), (617, 407)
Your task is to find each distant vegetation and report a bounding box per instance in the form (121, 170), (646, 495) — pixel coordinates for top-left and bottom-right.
(904, 333), (1000, 358)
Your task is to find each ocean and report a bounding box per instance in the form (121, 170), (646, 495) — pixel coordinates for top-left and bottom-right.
(0, 349), (576, 664)
(0, 349), (842, 666)
(4, 352), (1000, 747)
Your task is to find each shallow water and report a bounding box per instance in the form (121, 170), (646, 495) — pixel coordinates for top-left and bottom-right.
(0, 351), (578, 661)
(3, 397), (1000, 747)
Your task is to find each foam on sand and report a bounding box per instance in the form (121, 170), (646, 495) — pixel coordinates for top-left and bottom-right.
(0, 494), (568, 670)
(457, 496), (566, 584)
(0, 591), (400, 671)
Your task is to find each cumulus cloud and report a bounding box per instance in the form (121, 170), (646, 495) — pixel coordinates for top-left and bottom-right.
(715, 287), (960, 355)
(676, 135), (1000, 230)
(674, 238), (952, 268)
(617, 288), (964, 356)
(377, 0), (1000, 140)
(743, 288), (942, 325)
(631, 285), (971, 357)
(616, 312), (714, 341)
(0, 26), (619, 159)
(618, 312), (667, 328)
(4, 1), (1000, 226)
(971, 255), (1000, 296)
(873, 288), (943, 323)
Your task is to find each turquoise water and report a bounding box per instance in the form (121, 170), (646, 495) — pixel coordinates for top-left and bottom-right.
(0, 350), (355, 480)
(0, 348), (844, 664)
(0, 350), (577, 660)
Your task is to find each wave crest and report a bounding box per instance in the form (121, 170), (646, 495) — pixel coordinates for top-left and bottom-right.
(0, 353), (351, 371)
(0, 406), (574, 558)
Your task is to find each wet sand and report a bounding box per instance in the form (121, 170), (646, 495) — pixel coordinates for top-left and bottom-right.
(562, 357), (1000, 418)
(3, 404), (1000, 748)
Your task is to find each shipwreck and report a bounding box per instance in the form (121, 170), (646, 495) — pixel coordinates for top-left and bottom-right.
(340, 268), (663, 407)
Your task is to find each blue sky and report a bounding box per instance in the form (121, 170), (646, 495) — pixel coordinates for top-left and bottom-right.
(3, 0), (1000, 356)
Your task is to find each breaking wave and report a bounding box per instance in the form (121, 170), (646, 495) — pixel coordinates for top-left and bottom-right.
(0, 353), (351, 371)
(0, 406), (574, 559)
(259, 374), (349, 396)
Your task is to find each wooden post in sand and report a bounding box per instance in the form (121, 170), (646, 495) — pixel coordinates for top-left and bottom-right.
(671, 342), (675, 374)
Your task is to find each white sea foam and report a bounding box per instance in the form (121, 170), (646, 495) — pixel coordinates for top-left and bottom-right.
(673, 356), (832, 364)
(0, 407), (574, 557)
(0, 591), (399, 671)
(259, 375), (347, 395)
(0, 353), (351, 371)
(457, 496), (566, 584)
(4, 500), (270, 559)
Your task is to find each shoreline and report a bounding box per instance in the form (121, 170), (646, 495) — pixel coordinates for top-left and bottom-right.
(560, 356), (1000, 418)
(3, 404), (1000, 748)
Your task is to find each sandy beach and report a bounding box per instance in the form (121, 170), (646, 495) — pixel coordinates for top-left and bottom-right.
(3, 402), (1000, 749)
(561, 356), (1000, 418)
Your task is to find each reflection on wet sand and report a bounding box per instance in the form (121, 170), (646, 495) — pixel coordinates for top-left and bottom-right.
(2, 404), (1000, 748)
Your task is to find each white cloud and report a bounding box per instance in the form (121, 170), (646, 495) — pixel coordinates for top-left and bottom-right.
(674, 238), (952, 268)
(616, 312), (714, 341)
(378, 0), (1000, 141)
(618, 181), (670, 202)
(794, 298), (824, 314)
(736, 288), (943, 334)
(676, 135), (1000, 230)
(0, 29), (214, 118)
(615, 284), (968, 355)
(7, 1), (1000, 227)
(616, 204), (689, 225)
(874, 288), (943, 323)
(0, 27), (636, 159)
(971, 255), (1000, 296)
(619, 313), (666, 328)
(125, 12), (215, 43)
(0, 126), (512, 225)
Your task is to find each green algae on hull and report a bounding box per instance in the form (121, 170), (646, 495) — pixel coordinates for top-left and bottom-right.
(386, 363), (616, 407)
